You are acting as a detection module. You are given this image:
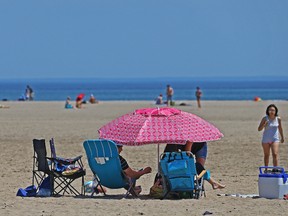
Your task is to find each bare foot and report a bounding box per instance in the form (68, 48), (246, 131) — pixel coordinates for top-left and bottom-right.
(212, 183), (226, 190)
(134, 186), (142, 195)
(97, 185), (107, 193)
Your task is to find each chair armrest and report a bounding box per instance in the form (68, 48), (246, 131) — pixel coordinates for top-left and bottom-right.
(50, 155), (83, 165)
(196, 170), (206, 180)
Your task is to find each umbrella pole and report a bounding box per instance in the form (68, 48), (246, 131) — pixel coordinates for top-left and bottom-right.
(157, 144), (160, 174)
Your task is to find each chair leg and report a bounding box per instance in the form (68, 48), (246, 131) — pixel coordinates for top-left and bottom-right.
(82, 176), (84, 196)
(161, 190), (170, 200)
(53, 176), (81, 196)
(91, 182), (106, 197)
(126, 184), (138, 198)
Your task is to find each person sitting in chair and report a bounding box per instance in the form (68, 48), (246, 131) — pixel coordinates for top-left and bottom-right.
(117, 144), (152, 194)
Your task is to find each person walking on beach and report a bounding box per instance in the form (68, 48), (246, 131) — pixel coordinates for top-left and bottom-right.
(195, 87), (202, 108)
(166, 85), (174, 106)
(25, 85), (34, 101)
(25, 86), (30, 100)
(258, 104), (284, 167)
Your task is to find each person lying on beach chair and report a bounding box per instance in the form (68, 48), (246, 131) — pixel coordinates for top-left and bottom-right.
(117, 144), (152, 195)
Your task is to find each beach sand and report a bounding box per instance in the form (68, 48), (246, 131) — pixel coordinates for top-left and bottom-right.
(0, 100), (288, 216)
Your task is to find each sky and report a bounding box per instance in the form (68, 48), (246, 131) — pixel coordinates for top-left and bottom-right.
(0, 0), (287, 79)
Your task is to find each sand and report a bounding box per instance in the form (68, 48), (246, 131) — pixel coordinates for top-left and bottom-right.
(0, 100), (288, 216)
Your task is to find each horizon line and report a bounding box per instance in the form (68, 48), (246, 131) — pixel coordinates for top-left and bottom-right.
(1, 75), (288, 82)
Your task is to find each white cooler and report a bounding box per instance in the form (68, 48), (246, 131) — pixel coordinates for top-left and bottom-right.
(258, 166), (288, 199)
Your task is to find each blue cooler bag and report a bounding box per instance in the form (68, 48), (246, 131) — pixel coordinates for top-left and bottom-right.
(161, 152), (195, 191)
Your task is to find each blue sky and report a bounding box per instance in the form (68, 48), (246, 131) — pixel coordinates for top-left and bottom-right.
(0, 0), (287, 79)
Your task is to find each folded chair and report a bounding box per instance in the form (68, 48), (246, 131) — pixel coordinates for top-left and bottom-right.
(83, 139), (137, 197)
(159, 151), (206, 199)
(49, 138), (86, 196)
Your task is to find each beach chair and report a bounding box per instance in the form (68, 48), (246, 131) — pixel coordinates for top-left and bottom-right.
(159, 151), (206, 199)
(83, 139), (137, 197)
(49, 138), (86, 196)
(32, 139), (85, 196)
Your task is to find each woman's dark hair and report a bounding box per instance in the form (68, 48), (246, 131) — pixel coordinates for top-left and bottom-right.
(266, 104), (278, 116)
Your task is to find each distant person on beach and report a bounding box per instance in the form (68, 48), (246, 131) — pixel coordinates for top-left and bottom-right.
(25, 85), (34, 101)
(75, 94), (85, 108)
(166, 85), (174, 106)
(258, 104), (285, 167)
(0, 104), (10, 109)
(25, 86), (30, 100)
(155, 94), (163, 105)
(89, 94), (98, 104)
(195, 87), (202, 108)
(117, 144), (152, 195)
(65, 97), (74, 109)
(163, 141), (225, 190)
(76, 97), (83, 108)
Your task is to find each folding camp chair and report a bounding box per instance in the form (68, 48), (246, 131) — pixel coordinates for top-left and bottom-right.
(159, 151), (206, 199)
(83, 139), (137, 197)
(49, 138), (86, 196)
(32, 139), (85, 196)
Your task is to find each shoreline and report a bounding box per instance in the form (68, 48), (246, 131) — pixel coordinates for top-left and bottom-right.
(1, 99), (288, 103)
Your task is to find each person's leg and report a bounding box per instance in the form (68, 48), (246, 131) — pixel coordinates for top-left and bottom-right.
(96, 185), (107, 193)
(196, 157), (206, 167)
(167, 95), (171, 106)
(196, 163), (225, 189)
(207, 177), (226, 190)
(195, 143), (207, 166)
(262, 143), (271, 166)
(197, 99), (201, 108)
(271, 142), (280, 167)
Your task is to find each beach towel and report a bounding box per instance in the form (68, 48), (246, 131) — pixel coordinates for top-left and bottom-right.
(16, 185), (37, 197)
(37, 176), (51, 197)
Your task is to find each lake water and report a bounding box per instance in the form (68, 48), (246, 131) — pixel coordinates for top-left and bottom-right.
(0, 77), (287, 101)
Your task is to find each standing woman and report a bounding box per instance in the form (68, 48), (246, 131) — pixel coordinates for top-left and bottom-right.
(258, 104), (284, 167)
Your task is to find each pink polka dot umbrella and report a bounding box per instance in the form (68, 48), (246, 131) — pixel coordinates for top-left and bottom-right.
(98, 107), (223, 146)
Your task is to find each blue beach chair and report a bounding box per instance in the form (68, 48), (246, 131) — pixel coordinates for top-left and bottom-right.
(159, 151), (206, 199)
(83, 139), (137, 197)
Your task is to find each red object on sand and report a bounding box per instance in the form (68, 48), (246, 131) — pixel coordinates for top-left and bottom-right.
(98, 107), (223, 146)
(76, 93), (85, 101)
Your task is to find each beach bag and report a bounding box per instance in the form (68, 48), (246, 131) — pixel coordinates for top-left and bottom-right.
(168, 159), (188, 175)
(149, 179), (164, 199)
(16, 185), (37, 197)
(166, 153), (193, 191)
(37, 176), (51, 197)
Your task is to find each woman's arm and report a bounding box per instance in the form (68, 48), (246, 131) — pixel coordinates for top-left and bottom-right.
(258, 117), (267, 131)
(278, 117), (284, 143)
(185, 141), (193, 152)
